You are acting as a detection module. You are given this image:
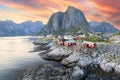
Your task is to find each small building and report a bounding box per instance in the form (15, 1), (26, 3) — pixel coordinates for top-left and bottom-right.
(58, 35), (64, 39)
(76, 33), (85, 38)
(74, 33), (85, 40)
(82, 41), (97, 48)
(46, 34), (53, 38)
(64, 35), (74, 40)
(58, 38), (67, 45)
(74, 36), (81, 40)
(64, 40), (76, 47)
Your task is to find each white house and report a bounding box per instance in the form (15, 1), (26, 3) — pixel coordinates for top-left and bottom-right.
(64, 35), (74, 40)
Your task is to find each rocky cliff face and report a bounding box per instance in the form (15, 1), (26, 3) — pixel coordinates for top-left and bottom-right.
(42, 12), (64, 34)
(89, 21), (120, 33)
(62, 6), (89, 31)
(40, 6), (90, 35)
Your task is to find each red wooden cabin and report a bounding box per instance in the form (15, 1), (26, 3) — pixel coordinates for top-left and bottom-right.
(74, 36), (81, 40)
(82, 41), (97, 48)
(58, 39), (66, 45)
(64, 40), (76, 47)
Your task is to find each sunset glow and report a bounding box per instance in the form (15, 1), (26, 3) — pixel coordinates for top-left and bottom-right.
(0, 0), (120, 29)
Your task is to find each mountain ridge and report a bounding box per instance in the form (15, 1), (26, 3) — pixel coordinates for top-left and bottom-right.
(89, 21), (120, 33)
(0, 20), (43, 36)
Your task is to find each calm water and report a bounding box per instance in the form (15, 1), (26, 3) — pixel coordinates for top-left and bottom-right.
(0, 36), (50, 80)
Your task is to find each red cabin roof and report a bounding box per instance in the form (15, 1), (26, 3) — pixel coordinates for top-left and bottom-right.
(82, 41), (97, 48)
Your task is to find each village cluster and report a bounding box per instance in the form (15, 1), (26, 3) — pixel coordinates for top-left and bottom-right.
(47, 33), (97, 49)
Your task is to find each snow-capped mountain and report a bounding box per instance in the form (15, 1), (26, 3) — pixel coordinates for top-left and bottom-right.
(0, 20), (43, 36)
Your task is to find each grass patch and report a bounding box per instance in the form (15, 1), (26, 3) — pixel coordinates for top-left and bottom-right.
(53, 29), (67, 35)
(69, 26), (80, 35)
(86, 36), (102, 42)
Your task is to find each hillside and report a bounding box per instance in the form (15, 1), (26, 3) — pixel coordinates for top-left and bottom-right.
(89, 21), (120, 33)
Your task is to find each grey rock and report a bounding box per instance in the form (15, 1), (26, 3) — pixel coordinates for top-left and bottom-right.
(61, 53), (80, 66)
(100, 63), (113, 73)
(77, 57), (92, 67)
(85, 74), (105, 80)
(110, 35), (120, 44)
(114, 64), (120, 73)
(32, 45), (50, 52)
(33, 39), (48, 45)
(23, 64), (66, 80)
(40, 48), (70, 61)
(70, 66), (85, 80)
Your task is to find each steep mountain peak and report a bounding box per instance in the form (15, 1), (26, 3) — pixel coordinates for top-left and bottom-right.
(66, 6), (82, 12)
(40, 6), (90, 35)
(67, 6), (76, 11)
(65, 6), (84, 18)
(63, 6), (88, 30)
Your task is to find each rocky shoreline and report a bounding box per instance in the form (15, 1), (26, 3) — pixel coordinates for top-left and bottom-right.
(23, 39), (120, 80)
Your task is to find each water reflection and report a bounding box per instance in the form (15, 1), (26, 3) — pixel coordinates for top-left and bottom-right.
(0, 36), (48, 80)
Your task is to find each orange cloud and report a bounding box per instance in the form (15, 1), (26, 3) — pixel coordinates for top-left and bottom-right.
(89, 0), (120, 29)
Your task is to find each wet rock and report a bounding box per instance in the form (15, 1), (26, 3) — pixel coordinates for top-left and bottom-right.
(23, 64), (87, 80)
(33, 39), (48, 45)
(70, 66), (85, 80)
(33, 45), (50, 52)
(85, 74), (105, 80)
(23, 64), (66, 80)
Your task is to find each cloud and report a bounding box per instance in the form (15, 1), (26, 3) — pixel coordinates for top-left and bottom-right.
(0, 0), (119, 29)
(89, 0), (120, 29)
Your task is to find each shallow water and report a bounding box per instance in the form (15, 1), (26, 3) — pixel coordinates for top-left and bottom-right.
(0, 36), (50, 80)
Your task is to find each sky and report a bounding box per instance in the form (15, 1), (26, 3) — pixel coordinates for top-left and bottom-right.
(0, 0), (120, 29)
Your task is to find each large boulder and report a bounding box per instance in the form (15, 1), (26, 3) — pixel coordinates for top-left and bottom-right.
(70, 66), (85, 80)
(61, 53), (81, 67)
(40, 48), (70, 61)
(77, 57), (93, 67)
(115, 64), (120, 73)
